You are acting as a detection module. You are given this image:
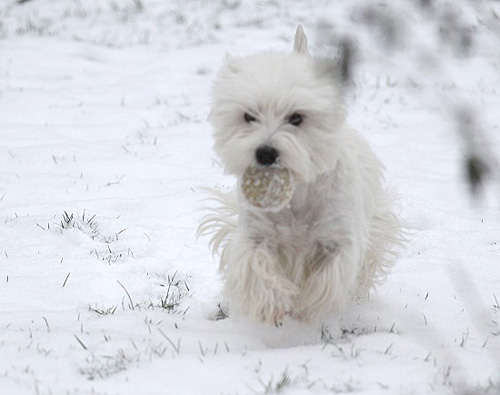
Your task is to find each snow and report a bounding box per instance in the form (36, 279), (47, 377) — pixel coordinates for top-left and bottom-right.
(0, 0), (499, 394)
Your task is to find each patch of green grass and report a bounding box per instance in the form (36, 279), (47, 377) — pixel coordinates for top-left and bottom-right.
(110, 0), (145, 17)
(59, 210), (99, 240)
(80, 349), (135, 380)
(157, 271), (190, 313)
(88, 304), (118, 316)
(80, 335), (179, 380)
(54, 210), (132, 264)
(214, 302), (229, 321)
(15, 15), (54, 36)
(258, 367), (292, 394)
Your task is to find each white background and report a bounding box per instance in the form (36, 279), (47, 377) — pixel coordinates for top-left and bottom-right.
(0, 1), (499, 394)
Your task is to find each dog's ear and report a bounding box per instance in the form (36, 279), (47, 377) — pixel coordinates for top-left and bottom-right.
(293, 25), (310, 55)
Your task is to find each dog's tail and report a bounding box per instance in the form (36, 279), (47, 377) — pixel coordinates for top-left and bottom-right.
(197, 187), (238, 263)
(359, 187), (410, 296)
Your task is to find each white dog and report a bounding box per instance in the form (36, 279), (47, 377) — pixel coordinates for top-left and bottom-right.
(199, 26), (404, 325)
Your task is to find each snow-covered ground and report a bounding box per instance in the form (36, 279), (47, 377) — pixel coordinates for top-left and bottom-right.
(0, 1), (499, 394)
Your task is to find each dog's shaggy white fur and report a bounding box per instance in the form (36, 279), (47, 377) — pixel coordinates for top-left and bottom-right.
(199, 26), (404, 325)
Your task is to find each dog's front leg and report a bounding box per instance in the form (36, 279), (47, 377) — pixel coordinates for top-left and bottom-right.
(294, 240), (360, 321)
(222, 233), (299, 324)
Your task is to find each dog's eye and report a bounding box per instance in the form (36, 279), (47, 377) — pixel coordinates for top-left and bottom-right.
(288, 113), (303, 126)
(244, 113), (257, 123)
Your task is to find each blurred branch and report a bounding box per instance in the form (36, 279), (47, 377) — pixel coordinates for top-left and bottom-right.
(321, 0), (500, 199)
(456, 106), (499, 197)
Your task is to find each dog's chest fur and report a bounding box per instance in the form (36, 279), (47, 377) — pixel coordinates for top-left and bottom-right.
(241, 170), (350, 262)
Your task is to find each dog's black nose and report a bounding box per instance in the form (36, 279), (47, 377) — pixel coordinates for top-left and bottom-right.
(255, 146), (279, 166)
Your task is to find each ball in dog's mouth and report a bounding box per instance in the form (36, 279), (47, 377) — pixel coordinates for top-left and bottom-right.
(241, 166), (294, 211)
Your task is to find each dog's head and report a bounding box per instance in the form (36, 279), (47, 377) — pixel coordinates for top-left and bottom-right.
(209, 26), (346, 183)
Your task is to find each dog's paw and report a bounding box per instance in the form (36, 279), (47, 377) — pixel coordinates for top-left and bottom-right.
(257, 293), (294, 326)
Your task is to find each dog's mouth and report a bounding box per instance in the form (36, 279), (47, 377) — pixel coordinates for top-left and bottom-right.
(240, 166), (294, 211)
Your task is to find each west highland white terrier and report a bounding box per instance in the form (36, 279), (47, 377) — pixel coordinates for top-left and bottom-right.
(199, 26), (404, 325)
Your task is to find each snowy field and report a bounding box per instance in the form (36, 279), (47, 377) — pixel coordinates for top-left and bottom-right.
(0, 0), (499, 394)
